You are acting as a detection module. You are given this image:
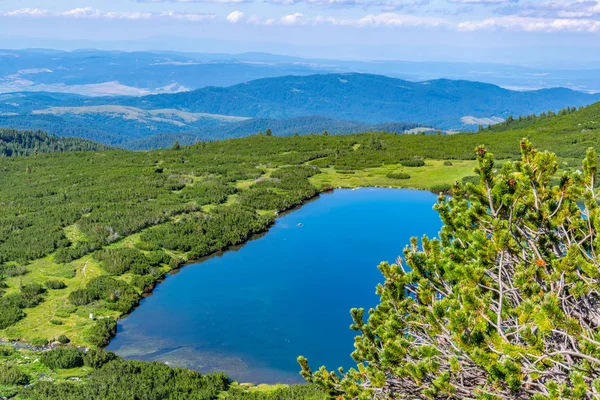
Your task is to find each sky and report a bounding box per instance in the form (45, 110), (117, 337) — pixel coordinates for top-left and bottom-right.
(0, 0), (599, 66)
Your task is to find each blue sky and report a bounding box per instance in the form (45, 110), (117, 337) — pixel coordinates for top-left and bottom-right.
(1, 0), (599, 65)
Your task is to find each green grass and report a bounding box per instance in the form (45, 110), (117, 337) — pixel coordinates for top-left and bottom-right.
(311, 160), (477, 190)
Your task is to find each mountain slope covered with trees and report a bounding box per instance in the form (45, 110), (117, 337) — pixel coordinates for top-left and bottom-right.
(114, 74), (600, 128)
(1, 74), (599, 148)
(0, 129), (111, 156)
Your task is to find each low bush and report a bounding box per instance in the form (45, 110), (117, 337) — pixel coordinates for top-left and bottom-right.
(461, 175), (480, 185)
(50, 319), (63, 326)
(69, 276), (139, 313)
(20, 283), (45, 297)
(0, 365), (29, 385)
(30, 338), (49, 347)
(85, 318), (117, 347)
(386, 172), (411, 180)
(21, 360), (230, 400)
(57, 335), (70, 344)
(54, 244), (99, 264)
(130, 274), (156, 292)
(223, 385), (327, 400)
(0, 305), (25, 329)
(400, 158), (425, 167)
(0, 346), (14, 357)
(40, 346), (84, 369)
(83, 348), (117, 369)
(0, 265), (27, 277)
(430, 183), (452, 193)
(169, 256), (185, 270)
(45, 280), (67, 290)
(94, 248), (151, 276)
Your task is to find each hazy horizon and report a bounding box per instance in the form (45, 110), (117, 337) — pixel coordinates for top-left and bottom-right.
(1, 0), (600, 67)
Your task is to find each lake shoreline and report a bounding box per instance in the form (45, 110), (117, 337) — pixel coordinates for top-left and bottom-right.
(105, 188), (443, 383)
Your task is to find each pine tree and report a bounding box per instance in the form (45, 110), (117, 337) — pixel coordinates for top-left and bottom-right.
(300, 140), (600, 399)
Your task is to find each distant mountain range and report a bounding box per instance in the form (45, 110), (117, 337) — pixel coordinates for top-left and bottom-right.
(1, 73), (599, 149)
(2, 49), (600, 96)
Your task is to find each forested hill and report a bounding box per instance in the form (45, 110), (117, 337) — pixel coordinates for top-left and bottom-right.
(2, 74), (599, 148)
(484, 102), (600, 134)
(0, 129), (111, 156)
(114, 73), (600, 128)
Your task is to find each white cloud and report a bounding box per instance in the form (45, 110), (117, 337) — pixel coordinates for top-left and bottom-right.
(227, 10), (246, 23)
(280, 13), (305, 24)
(162, 11), (216, 21)
(0, 8), (215, 22)
(316, 12), (448, 26)
(0, 8), (51, 17)
(136, 0), (249, 3)
(451, 0), (514, 4)
(458, 15), (600, 32)
(264, 0), (429, 10)
(62, 8), (153, 20)
(495, 0), (600, 18)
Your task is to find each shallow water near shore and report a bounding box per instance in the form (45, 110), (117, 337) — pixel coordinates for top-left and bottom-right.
(106, 188), (442, 383)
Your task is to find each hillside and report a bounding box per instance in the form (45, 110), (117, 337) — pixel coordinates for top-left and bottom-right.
(0, 129), (111, 156)
(122, 117), (425, 150)
(116, 74), (600, 128)
(1, 74), (598, 148)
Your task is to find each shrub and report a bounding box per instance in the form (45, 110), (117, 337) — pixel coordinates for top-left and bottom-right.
(45, 280), (67, 290)
(169, 256), (185, 270)
(54, 244), (99, 264)
(429, 183), (452, 193)
(58, 335), (70, 344)
(0, 264), (27, 277)
(134, 241), (161, 251)
(20, 283), (45, 297)
(69, 276), (139, 312)
(461, 175), (480, 185)
(400, 158), (425, 167)
(385, 172), (410, 180)
(68, 289), (95, 306)
(0, 346), (14, 357)
(0, 305), (25, 329)
(30, 338), (49, 347)
(83, 348), (117, 369)
(0, 365), (29, 385)
(85, 318), (117, 347)
(50, 319), (63, 325)
(93, 248), (150, 276)
(21, 360), (230, 399)
(130, 274), (156, 292)
(41, 346), (84, 369)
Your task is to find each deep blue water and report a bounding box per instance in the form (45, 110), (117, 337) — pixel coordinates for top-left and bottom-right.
(107, 188), (441, 384)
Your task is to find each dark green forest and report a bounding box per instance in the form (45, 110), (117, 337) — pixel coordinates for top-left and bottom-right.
(0, 129), (111, 157)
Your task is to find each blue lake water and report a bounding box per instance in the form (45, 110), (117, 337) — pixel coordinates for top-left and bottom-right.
(106, 188), (442, 384)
